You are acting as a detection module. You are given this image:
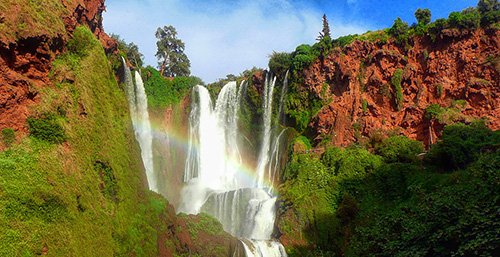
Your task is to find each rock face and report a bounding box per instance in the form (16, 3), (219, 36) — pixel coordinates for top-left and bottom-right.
(0, 0), (116, 140)
(304, 28), (499, 147)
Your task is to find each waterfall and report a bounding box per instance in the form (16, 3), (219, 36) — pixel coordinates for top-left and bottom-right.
(277, 71), (289, 125)
(255, 74), (277, 188)
(122, 58), (157, 192)
(180, 78), (287, 257)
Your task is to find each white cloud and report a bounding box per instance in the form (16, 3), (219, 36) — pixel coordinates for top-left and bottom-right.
(103, 0), (368, 82)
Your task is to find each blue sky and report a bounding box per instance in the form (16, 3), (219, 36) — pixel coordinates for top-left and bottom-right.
(103, 0), (478, 83)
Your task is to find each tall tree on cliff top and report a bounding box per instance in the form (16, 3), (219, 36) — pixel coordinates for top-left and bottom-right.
(155, 25), (191, 77)
(317, 14), (331, 41)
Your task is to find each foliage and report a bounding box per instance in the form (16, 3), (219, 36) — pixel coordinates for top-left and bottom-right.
(334, 34), (358, 47)
(448, 8), (481, 30)
(425, 121), (499, 170)
(67, 26), (98, 58)
(0, 26), (170, 256)
(388, 18), (409, 44)
(27, 114), (66, 144)
(478, 0), (500, 26)
(155, 25), (191, 77)
(268, 51), (293, 78)
(1, 128), (15, 147)
(318, 14), (331, 41)
(375, 136), (424, 163)
(141, 66), (201, 108)
(391, 69), (404, 110)
(415, 8), (432, 25)
(282, 123), (499, 257)
(291, 44), (319, 71)
(111, 34), (144, 68)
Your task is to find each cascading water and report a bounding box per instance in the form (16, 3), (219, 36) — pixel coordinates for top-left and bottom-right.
(179, 75), (287, 257)
(122, 58), (157, 192)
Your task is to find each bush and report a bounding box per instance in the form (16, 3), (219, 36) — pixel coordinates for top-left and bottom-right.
(415, 8), (431, 25)
(428, 18), (448, 41)
(375, 136), (424, 163)
(334, 34), (358, 47)
(448, 8), (481, 30)
(67, 26), (98, 57)
(391, 69), (404, 110)
(268, 51), (293, 78)
(426, 122), (500, 170)
(388, 18), (409, 44)
(292, 44), (319, 71)
(27, 114), (66, 144)
(142, 66), (201, 108)
(425, 104), (444, 120)
(1, 128), (15, 147)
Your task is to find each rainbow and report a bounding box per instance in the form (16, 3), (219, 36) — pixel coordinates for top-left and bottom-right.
(136, 118), (280, 195)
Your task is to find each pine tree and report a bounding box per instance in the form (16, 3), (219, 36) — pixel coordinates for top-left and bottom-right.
(317, 14), (331, 41)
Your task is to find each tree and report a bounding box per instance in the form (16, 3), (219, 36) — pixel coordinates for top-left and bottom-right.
(477, 0), (500, 26)
(155, 25), (191, 77)
(388, 17), (409, 43)
(111, 34), (144, 68)
(317, 14), (331, 41)
(415, 8), (431, 25)
(477, 0), (500, 14)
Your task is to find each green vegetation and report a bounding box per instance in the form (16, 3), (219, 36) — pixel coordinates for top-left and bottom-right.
(391, 69), (404, 110)
(111, 34), (144, 68)
(141, 66), (202, 109)
(280, 123), (499, 257)
(155, 25), (191, 77)
(388, 18), (410, 44)
(27, 114), (66, 144)
(425, 102), (467, 124)
(1, 128), (15, 147)
(0, 26), (169, 256)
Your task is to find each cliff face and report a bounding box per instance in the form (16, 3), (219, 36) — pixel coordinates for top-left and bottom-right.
(0, 0), (115, 139)
(304, 28), (499, 146)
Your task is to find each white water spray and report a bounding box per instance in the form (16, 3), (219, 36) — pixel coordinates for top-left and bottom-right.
(122, 58), (157, 192)
(180, 77), (287, 257)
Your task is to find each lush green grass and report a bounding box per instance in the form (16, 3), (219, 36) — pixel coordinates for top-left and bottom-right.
(280, 123), (499, 257)
(0, 26), (167, 256)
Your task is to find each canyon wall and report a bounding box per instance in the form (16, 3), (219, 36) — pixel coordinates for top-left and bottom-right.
(303, 28), (498, 146)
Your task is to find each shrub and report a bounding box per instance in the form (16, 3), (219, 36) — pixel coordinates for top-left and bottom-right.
(415, 8), (432, 25)
(375, 136), (424, 163)
(67, 26), (98, 57)
(292, 44), (318, 71)
(448, 8), (481, 30)
(388, 18), (409, 44)
(478, 0), (500, 26)
(142, 66), (200, 108)
(391, 69), (404, 110)
(425, 104), (444, 120)
(1, 128), (15, 147)
(27, 114), (66, 144)
(426, 122), (500, 170)
(94, 161), (118, 202)
(428, 18), (448, 41)
(334, 34), (358, 47)
(268, 51), (293, 78)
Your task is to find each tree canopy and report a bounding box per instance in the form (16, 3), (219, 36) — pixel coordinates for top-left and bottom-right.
(155, 25), (191, 77)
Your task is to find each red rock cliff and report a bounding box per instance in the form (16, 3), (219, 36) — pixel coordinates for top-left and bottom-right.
(304, 28), (499, 147)
(0, 0), (116, 139)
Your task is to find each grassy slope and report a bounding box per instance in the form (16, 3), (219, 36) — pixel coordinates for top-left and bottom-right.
(0, 26), (166, 256)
